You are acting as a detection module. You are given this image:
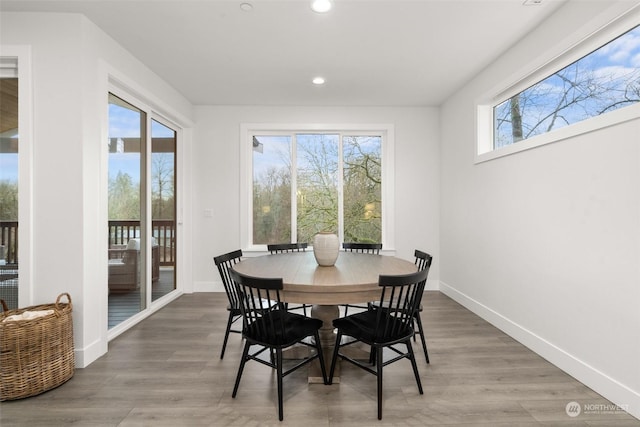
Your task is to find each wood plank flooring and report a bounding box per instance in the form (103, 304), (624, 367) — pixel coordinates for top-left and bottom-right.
(2, 291), (638, 426)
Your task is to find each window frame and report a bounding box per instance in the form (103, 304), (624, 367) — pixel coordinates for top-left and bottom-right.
(240, 123), (395, 252)
(106, 82), (184, 339)
(476, 9), (640, 163)
(1, 46), (33, 306)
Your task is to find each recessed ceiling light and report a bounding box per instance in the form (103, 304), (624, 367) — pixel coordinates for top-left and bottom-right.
(312, 77), (326, 85)
(311, 0), (332, 13)
(240, 3), (253, 12)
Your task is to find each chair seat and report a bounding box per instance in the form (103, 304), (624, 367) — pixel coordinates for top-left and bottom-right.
(228, 298), (279, 315)
(333, 310), (413, 345)
(246, 311), (323, 347)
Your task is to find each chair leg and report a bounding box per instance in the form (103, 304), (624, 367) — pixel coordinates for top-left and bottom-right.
(328, 331), (342, 384)
(414, 313), (429, 363)
(406, 340), (424, 395)
(276, 348), (284, 421)
(232, 342), (250, 398)
(376, 346), (383, 420)
(220, 311), (235, 359)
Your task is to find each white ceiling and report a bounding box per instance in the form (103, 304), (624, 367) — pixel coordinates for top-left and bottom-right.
(1, 0), (568, 107)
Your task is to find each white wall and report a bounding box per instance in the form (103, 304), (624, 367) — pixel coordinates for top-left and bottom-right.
(192, 105), (440, 291)
(1, 11), (438, 369)
(440, 1), (640, 419)
(1, 12), (193, 367)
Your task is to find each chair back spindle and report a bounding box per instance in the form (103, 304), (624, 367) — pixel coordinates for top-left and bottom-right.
(267, 243), (308, 254)
(342, 242), (382, 254)
(414, 249), (433, 272)
(375, 269), (428, 341)
(214, 249), (243, 310)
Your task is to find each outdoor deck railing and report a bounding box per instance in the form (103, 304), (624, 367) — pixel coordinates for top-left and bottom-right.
(0, 221), (18, 265)
(109, 220), (176, 266)
(0, 220), (176, 266)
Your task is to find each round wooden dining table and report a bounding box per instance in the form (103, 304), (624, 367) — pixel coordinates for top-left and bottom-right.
(232, 250), (418, 383)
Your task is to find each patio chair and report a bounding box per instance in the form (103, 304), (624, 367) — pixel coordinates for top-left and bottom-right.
(108, 238), (159, 292)
(108, 239), (140, 292)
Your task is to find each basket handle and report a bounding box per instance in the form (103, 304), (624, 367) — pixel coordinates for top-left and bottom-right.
(55, 293), (72, 310)
(0, 299), (7, 312)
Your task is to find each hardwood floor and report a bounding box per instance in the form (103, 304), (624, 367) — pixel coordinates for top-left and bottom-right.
(2, 291), (638, 426)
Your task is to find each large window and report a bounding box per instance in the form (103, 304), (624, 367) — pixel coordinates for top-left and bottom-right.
(243, 125), (392, 250)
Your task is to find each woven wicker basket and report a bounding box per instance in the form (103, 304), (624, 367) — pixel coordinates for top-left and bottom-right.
(0, 293), (75, 401)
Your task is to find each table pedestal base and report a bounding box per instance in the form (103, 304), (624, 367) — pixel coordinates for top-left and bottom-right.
(309, 304), (339, 383)
(284, 304), (372, 384)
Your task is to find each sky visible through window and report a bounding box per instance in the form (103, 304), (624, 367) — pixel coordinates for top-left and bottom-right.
(108, 104), (174, 183)
(494, 25), (640, 147)
(0, 152), (17, 182)
(0, 105), (174, 183)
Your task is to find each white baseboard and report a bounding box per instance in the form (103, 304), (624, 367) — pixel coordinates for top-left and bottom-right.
(74, 337), (106, 368)
(439, 281), (640, 421)
(193, 280), (223, 293)
(424, 278), (438, 291)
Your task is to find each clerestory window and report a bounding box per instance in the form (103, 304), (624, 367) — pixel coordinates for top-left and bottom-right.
(478, 20), (640, 160)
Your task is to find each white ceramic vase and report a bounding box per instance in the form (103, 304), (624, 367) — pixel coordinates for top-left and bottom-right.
(313, 232), (340, 266)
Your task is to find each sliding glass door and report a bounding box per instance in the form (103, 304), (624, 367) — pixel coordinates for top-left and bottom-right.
(0, 60), (19, 309)
(107, 94), (147, 327)
(107, 93), (177, 329)
(151, 119), (176, 302)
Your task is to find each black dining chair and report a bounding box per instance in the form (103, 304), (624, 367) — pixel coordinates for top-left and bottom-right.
(328, 268), (429, 420)
(213, 249), (245, 359)
(411, 249), (433, 363)
(368, 249), (433, 363)
(341, 242), (382, 316)
(267, 242), (310, 315)
(342, 242), (382, 254)
(229, 269), (328, 421)
(267, 242), (308, 254)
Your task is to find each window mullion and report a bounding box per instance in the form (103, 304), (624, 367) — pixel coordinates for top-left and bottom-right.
(337, 133), (344, 243)
(291, 133), (298, 243)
